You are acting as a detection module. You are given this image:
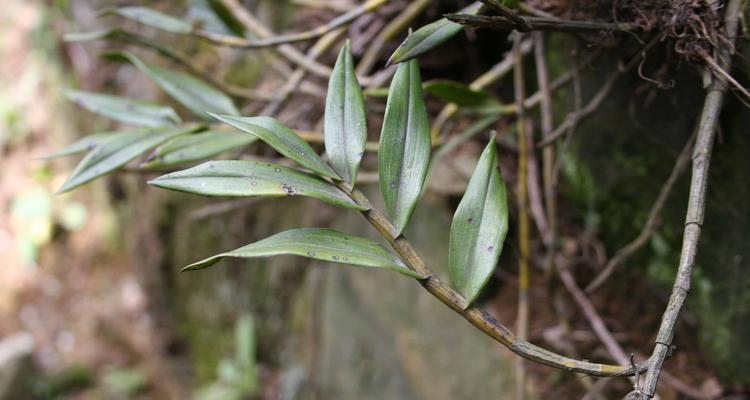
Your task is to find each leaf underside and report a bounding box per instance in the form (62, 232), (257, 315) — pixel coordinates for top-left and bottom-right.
(141, 130), (257, 169)
(58, 124), (199, 193)
(211, 114), (340, 179)
(64, 89), (181, 127)
(184, 227), (425, 279)
(148, 160), (366, 210)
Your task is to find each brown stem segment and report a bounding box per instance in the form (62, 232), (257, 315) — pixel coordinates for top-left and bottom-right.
(337, 182), (649, 377)
(639, 0), (743, 397)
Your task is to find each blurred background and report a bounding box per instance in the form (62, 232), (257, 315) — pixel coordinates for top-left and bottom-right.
(0, 0), (748, 399)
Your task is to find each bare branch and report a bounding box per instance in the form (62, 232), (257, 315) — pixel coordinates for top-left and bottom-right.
(446, 14), (636, 33)
(640, 0), (744, 396)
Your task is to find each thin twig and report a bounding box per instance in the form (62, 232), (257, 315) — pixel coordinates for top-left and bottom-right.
(262, 28), (345, 116)
(479, 0), (534, 31)
(555, 255), (713, 399)
(197, 0), (386, 49)
(513, 33), (531, 400)
(446, 14), (636, 33)
(356, 0), (430, 77)
(698, 47), (750, 101)
(585, 134), (695, 294)
(538, 33), (664, 148)
(640, 0), (743, 397)
(430, 39), (533, 140)
(533, 31), (556, 252)
(218, 0), (333, 79)
(336, 183), (650, 377)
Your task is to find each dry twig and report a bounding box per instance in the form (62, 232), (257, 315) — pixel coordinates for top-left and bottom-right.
(640, 0), (743, 397)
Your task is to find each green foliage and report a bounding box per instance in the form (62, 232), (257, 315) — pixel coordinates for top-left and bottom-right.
(148, 160), (366, 210)
(324, 40), (367, 185)
(58, 125), (199, 193)
(40, 131), (118, 159)
(141, 130), (256, 169)
(105, 51), (240, 119)
(378, 59), (431, 235)
(54, 39), (510, 319)
(210, 114), (340, 179)
(103, 6), (193, 33)
(64, 89), (181, 127)
(184, 228), (424, 278)
(387, 2), (482, 65)
(448, 139), (508, 307)
(423, 80), (506, 113)
(195, 313), (259, 400)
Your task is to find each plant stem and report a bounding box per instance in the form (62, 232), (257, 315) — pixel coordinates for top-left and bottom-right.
(513, 33), (531, 400)
(639, 0), (743, 396)
(446, 14), (636, 33)
(337, 183), (649, 377)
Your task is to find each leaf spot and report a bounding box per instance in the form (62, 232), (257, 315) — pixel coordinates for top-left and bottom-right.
(342, 256), (349, 261)
(280, 183), (296, 195)
(307, 251), (315, 257)
(467, 218), (474, 224)
(332, 255), (340, 260)
(274, 167), (281, 172)
(487, 245), (495, 252)
(249, 180), (258, 187)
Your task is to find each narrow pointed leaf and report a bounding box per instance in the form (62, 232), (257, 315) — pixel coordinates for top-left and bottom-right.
(104, 6), (193, 33)
(64, 89), (181, 127)
(324, 40), (367, 184)
(387, 2), (482, 65)
(184, 227), (424, 278)
(63, 29), (121, 42)
(148, 160), (365, 210)
(448, 139), (508, 307)
(141, 130), (257, 168)
(40, 132), (120, 159)
(58, 125), (198, 193)
(422, 80), (503, 111)
(107, 51), (239, 119)
(211, 114), (339, 179)
(378, 59), (430, 235)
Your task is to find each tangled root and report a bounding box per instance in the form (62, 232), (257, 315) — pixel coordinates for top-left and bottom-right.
(528, 0), (730, 62)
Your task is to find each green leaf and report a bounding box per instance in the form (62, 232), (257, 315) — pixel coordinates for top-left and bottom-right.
(378, 59), (431, 235)
(58, 125), (198, 193)
(64, 89), (181, 127)
(148, 160), (365, 210)
(324, 40), (367, 185)
(210, 114), (339, 179)
(40, 132), (120, 159)
(63, 28), (121, 42)
(387, 2), (482, 65)
(184, 227), (424, 278)
(141, 130), (257, 169)
(422, 80), (503, 111)
(104, 6), (193, 33)
(106, 51), (240, 119)
(448, 139), (508, 307)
